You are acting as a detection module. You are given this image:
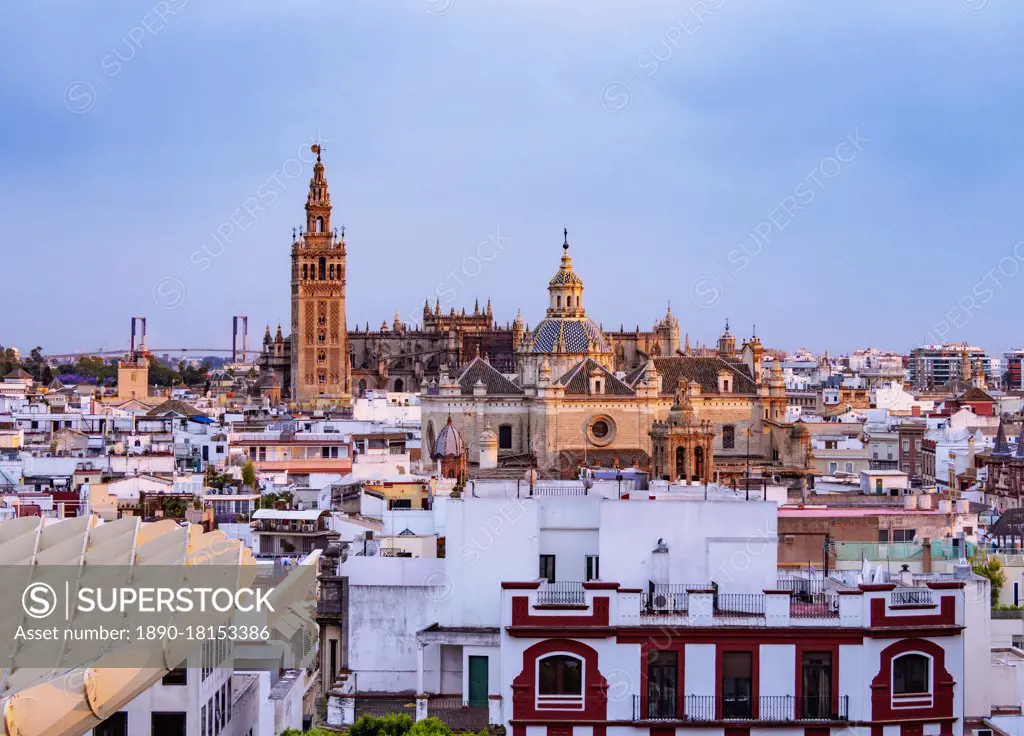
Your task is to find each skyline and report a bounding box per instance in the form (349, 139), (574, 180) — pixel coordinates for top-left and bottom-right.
(3, 1), (1024, 354)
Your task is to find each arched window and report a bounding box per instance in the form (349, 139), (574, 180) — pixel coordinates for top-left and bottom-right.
(315, 216), (324, 233)
(893, 653), (930, 695)
(302, 264), (308, 280)
(318, 257), (327, 281)
(557, 295), (562, 308)
(329, 264), (335, 280)
(498, 424), (513, 450)
(566, 296), (572, 308)
(394, 378), (404, 393)
(537, 654), (583, 709)
(723, 425), (735, 449)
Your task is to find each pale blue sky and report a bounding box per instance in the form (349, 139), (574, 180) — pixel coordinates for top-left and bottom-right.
(2, 1), (1022, 356)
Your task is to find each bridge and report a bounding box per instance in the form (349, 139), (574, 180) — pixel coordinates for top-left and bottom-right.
(44, 347), (239, 362)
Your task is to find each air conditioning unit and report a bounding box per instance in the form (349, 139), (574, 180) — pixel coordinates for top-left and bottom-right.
(649, 592), (684, 613)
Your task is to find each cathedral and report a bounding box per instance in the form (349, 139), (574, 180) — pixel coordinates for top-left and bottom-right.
(257, 151), (811, 482)
(258, 152), (681, 404)
(418, 232), (811, 481)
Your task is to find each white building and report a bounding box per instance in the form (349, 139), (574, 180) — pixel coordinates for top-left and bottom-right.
(323, 482), (970, 734)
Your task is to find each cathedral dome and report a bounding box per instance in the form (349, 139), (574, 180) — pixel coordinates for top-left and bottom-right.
(527, 229), (610, 355)
(432, 416), (466, 458)
(528, 317), (611, 354)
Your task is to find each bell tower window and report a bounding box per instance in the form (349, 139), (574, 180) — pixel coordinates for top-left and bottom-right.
(319, 257), (327, 280)
(302, 264), (308, 280)
(315, 216), (325, 233)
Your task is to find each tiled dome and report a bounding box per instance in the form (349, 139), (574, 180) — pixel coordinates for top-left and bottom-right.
(528, 317), (611, 354)
(432, 416), (466, 458)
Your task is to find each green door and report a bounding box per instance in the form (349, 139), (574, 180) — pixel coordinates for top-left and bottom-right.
(468, 656), (488, 707)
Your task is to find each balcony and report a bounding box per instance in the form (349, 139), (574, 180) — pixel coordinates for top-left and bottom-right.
(633, 694), (850, 723)
(537, 581), (586, 606)
(253, 520), (327, 534)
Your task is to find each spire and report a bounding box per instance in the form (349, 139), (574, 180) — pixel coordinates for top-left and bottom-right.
(304, 145), (332, 236)
(486, 298), (492, 315)
(275, 323), (284, 343)
(994, 417), (1011, 455)
(434, 298), (441, 316)
(563, 226), (569, 250)
(263, 324), (272, 345)
(684, 332), (691, 355)
(474, 298), (479, 315)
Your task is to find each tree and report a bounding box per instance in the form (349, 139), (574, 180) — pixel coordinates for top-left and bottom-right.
(242, 460), (257, 489)
(972, 553), (1006, 606)
(348, 713), (414, 736)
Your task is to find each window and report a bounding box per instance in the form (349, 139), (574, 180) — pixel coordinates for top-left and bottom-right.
(915, 439), (922, 451)
(162, 667), (187, 686)
(722, 425), (735, 449)
(824, 440), (838, 450)
(902, 439), (910, 452)
(892, 529), (915, 543)
(801, 651), (832, 719)
(591, 420), (609, 439)
(498, 424), (513, 450)
(828, 462), (838, 474)
(96, 712), (128, 736)
(722, 651), (754, 719)
(1012, 633), (1024, 649)
(539, 555), (556, 583)
(647, 650), (677, 719)
(845, 462), (854, 474)
(878, 530), (890, 543)
(151, 712), (187, 736)
(893, 653), (930, 695)
(585, 555), (600, 582)
(537, 654), (583, 709)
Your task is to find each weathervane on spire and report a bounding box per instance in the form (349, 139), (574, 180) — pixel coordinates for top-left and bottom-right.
(311, 141), (323, 161)
(563, 226), (569, 251)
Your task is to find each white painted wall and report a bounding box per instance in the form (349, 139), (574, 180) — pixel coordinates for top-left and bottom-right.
(598, 500), (778, 591)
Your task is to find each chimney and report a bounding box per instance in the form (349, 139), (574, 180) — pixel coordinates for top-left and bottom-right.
(899, 564), (913, 587)
(911, 405), (921, 417)
(651, 539), (670, 585)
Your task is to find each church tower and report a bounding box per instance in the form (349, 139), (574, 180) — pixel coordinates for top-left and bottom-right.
(290, 145), (351, 405)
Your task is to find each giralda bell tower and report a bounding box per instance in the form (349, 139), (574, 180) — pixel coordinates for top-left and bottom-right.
(290, 144), (351, 405)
